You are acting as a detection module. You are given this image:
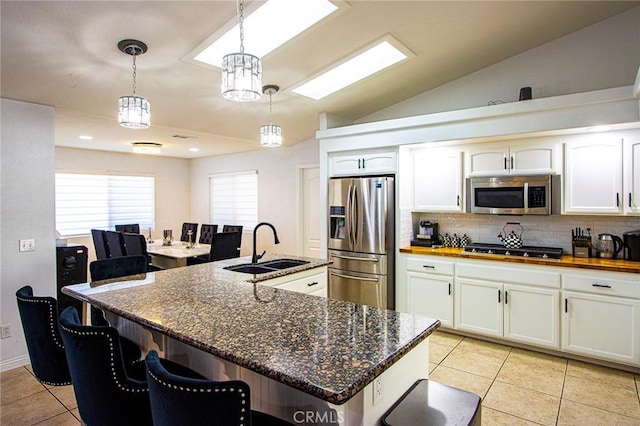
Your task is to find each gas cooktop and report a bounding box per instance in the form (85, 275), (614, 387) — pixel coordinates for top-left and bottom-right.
(463, 243), (564, 259)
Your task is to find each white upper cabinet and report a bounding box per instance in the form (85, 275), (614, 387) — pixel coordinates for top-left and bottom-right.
(466, 140), (558, 176)
(412, 148), (463, 212)
(329, 150), (397, 177)
(563, 136), (624, 214)
(623, 138), (640, 215)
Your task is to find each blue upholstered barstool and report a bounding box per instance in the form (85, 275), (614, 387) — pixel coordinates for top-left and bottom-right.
(60, 307), (203, 426)
(145, 350), (295, 426)
(15, 286), (71, 386)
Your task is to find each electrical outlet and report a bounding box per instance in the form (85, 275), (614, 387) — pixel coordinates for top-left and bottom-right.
(1, 325), (10, 339)
(372, 376), (383, 405)
(19, 239), (35, 252)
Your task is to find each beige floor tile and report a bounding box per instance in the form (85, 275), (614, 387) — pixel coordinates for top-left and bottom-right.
(481, 406), (541, 426)
(49, 385), (78, 410)
(496, 356), (565, 397)
(0, 390), (67, 426)
(0, 366), (29, 381)
(566, 359), (637, 391)
(563, 374), (640, 419)
(70, 408), (82, 422)
(429, 365), (493, 399)
(0, 368), (47, 405)
(37, 411), (82, 426)
(558, 399), (640, 426)
(441, 348), (505, 379)
(429, 331), (463, 349)
(428, 362), (438, 373)
(456, 337), (511, 361)
(636, 374), (639, 400)
(507, 347), (567, 373)
(483, 381), (560, 426)
(429, 342), (454, 364)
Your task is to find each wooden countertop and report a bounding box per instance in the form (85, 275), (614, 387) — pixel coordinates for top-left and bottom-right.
(62, 253), (439, 405)
(399, 246), (640, 274)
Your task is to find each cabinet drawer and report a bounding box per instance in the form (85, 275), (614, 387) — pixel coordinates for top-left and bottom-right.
(563, 271), (640, 299)
(457, 261), (560, 288)
(406, 257), (454, 275)
(275, 272), (327, 295)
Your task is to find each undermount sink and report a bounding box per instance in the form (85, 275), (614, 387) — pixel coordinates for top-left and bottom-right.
(224, 259), (310, 274)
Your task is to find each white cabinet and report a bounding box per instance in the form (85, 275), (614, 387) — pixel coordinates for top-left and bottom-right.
(405, 256), (454, 328)
(330, 150), (397, 176)
(412, 148), (463, 212)
(466, 140), (557, 176)
(455, 261), (561, 349)
(261, 267), (328, 297)
(562, 270), (640, 365)
(623, 138), (640, 214)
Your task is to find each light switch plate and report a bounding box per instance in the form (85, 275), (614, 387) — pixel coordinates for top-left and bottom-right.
(19, 239), (35, 252)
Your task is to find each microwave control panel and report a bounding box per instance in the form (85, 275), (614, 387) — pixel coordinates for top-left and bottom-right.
(528, 186), (547, 208)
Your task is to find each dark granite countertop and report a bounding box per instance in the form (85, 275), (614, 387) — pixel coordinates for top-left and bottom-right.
(62, 253), (440, 405)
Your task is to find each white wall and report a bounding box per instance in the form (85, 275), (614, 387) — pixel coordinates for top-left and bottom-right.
(1, 99), (56, 370)
(55, 147), (190, 261)
(359, 6), (640, 124)
(190, 138), (319, 257)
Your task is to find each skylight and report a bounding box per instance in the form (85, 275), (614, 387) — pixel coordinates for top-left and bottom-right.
(194, 0), (338, 68)
(292, 40), (409, 100)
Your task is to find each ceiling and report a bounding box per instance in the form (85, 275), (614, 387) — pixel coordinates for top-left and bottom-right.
(1, 1), (638, 159)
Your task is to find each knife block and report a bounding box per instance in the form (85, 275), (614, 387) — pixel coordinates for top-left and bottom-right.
(572, 242), (592, 258)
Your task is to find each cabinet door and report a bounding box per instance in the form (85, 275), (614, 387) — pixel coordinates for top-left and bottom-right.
(466, 144), (509, 176)
(562, 291), (640, 365)
(406, 272), (453, 328)
(413, 149), (463, 212)
(503, 284), (559, 349)
(330, 155), (363, 176)
(510, 143), (556, 175)
(455, 278), (502, 337)
(564, 139), (623, 214)
(623, 138), (640, 215)
(361, 152), (397, 174)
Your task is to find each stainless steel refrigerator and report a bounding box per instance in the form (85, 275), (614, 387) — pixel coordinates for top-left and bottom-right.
(328, 176), (395, 309)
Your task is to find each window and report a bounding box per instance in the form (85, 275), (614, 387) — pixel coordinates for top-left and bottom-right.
(55, 173), (155, 237)
(209, 171), (258, 232)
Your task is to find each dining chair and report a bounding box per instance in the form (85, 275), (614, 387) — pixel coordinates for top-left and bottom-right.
(91, 229), (109, 260)
(198, 224), (218, 244)
(145, 350), (294, 426)
(59, 307), (205, 426)
(180, 222), (198, 243)
(122, 233), (162, 271)
(115, 223), (140, 234)
(222, 225), (243, 253)
(15, 286), (72, 386)
(105, 230), (126, 258)
(209, 231), (241, 261)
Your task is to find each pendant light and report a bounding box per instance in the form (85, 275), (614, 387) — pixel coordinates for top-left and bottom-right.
(118, 39), (150, 129)
(260, 85), (282, 147)
(221, 0), (262, 102)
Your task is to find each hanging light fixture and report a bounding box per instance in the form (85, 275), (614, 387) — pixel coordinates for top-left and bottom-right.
(221, 0), (262, 102)
(260, 85), (282, 148)
(118, 39), (150, 129)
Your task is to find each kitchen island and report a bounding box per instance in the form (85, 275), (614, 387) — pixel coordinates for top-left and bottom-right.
(62, 254), (440, 425)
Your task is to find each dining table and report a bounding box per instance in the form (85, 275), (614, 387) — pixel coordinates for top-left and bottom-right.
(146, 240), (210, 268)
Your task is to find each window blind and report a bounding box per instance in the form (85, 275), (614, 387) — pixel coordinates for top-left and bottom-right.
(55, 173), (155, 237)
(209, 171), (258, 232)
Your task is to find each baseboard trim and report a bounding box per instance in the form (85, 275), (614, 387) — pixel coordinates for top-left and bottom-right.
(0, 355), (30, 372)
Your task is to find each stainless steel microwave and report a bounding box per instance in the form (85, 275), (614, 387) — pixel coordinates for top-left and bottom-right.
(467, 175), (557, 215)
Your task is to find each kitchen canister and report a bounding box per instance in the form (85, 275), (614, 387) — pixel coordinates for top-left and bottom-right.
(460, 234), (470, 247)
(442, 233), (452, 247)
(451, 233), (460, 248)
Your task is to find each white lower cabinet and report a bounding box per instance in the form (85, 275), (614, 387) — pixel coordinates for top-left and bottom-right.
(455, 278), (502, 337)
(261, 267), (328, 296)
(561, 270), (640, 365)
(403, 256), (454, 327)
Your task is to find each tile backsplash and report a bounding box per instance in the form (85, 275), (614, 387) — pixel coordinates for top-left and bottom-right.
(401, 209), (640, 254)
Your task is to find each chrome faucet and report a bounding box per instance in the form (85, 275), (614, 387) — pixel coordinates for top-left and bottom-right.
(252, 222), (280, 263)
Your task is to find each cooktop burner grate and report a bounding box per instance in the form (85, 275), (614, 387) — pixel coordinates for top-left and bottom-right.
(463, 243), (563, 259)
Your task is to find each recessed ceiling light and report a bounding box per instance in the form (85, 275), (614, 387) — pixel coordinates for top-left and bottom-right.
(189, 147), (200, 152)
(194, 0), (338, 68)
(292, 38), (410, 100)
(78, 135), (93, 140)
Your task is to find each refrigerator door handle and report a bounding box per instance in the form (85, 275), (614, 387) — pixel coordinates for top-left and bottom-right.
(331, 254), (379, 262)
(352, 184), (358, 246)
(330, 271), (380, 282)
(345, 184), (353, 248)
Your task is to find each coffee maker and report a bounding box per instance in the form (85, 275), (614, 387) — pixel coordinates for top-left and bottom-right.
(623, 230), (640, 261)
(411, 221), (441, 247)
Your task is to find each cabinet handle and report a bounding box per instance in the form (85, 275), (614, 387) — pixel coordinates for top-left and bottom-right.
(616, 193), (620, 207)
(592, 283), (612, 289)
(448, 283), (452, 296)
(456, 195), (460, 206)
(629, 193), (633, 208)
(503, 157), (507, 170)
(358, 158), (362, 169)
(422, 265), (435, 269)
(361, 158), (366, 169)
(498, 289), (501, 303)
(505, 290), (508, 304)
(565, 298), (568, 313)
(307, 281), (319, 287)
(510, 156), (514, 170)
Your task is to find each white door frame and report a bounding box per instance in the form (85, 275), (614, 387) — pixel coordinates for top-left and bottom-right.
(296, 163), (321, 257)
